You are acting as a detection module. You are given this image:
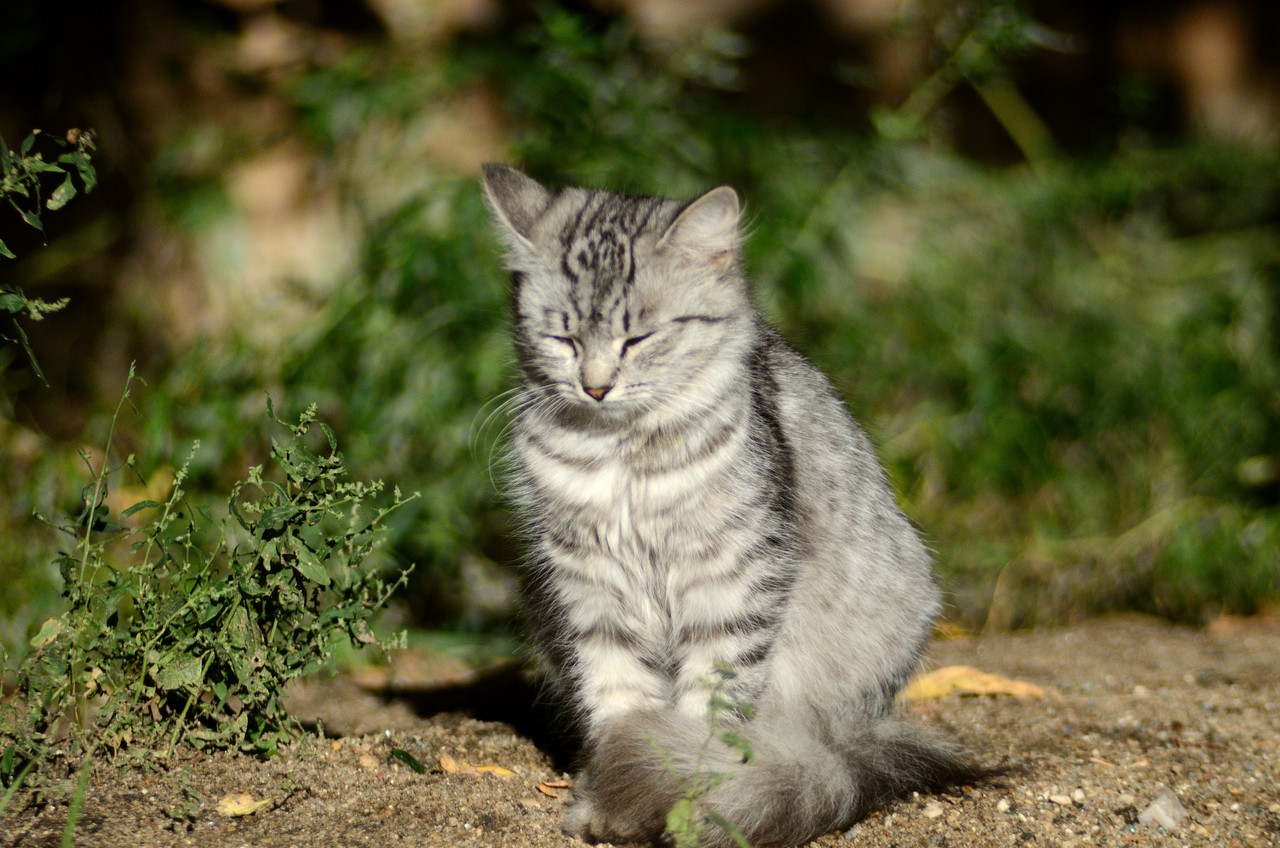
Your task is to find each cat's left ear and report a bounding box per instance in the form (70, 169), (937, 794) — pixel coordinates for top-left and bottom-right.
(481, 163), (550, 250)
(658, 186), (741, 262)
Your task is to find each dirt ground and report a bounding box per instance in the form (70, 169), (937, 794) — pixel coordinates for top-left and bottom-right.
(3, 615), (1278, 848)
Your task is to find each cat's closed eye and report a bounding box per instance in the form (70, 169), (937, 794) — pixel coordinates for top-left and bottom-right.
(546, 335), (579, 354)
(620, 333), (653, 356)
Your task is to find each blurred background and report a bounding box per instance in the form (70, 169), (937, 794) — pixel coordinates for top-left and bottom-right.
(2, 0), (1278, 659)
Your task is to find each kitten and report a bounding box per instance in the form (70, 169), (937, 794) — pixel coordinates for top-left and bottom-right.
(482, 164), (980, 847)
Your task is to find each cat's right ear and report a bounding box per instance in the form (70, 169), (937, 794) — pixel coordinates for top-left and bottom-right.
(481, 164), (550, 251)
(657, 185), (741, 264)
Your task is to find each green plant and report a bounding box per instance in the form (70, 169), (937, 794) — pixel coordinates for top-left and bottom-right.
(1, 128), (96, 258)
(2, 366), (414, 782)
(1, 128), (95, 383)
(662, 668), (755, 848)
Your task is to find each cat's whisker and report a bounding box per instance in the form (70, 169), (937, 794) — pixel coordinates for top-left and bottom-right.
(471, 386), (524, 455)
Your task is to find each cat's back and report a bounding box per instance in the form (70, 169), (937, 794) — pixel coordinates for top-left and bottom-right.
(752, 324), (896, 514)
(752, 324), (939, 709)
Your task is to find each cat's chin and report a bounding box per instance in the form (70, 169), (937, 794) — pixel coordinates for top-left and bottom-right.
(556, 396), (641, 427)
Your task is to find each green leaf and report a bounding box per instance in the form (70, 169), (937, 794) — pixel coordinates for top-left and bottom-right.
(58, 152), (97, 193)
(198, 600), (224, 625)
(46, 172), (76, 210)
(319, 422), (337, 452)
(19, 133), (36, 155)
(293, 543), (330, 586)
(259, 537), (279, 566)
(0, 237), (14, 259)
(76, 156), (97, 192)
(54, 555), (76, 583)
(718, 730), (754, 763)
(229, 490), (252, 531)
(15, 204), (42, 233)
(38, 652), (69, 678)
(120, 499), (162, 519)
(390, 749), (426, 773)
(318, 606), (356, 626)
(30, 159), (65, 175)
(29, 618), (63, 649)
(154, 653), (204, 691)
(225, 605), (256, 652)
(9, 319), (48, 385)
(665, 797), (701, 848)
(260, 503), (298, 528)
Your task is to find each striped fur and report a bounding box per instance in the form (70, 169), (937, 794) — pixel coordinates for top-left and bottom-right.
(482, 164), (980, 847)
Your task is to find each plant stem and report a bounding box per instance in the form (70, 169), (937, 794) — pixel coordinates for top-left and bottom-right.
(60, 744), (96, 848)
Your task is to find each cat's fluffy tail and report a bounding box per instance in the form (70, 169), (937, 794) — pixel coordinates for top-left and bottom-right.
(564, 707), (984, 847)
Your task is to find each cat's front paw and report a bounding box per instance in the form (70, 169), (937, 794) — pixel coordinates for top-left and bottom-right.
(561, 790), (599, 841)
(561, 769), (668, 845)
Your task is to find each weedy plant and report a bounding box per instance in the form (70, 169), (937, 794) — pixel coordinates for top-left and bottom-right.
(1, 128), (95, 385)
(0, 128), (96, 259)
(663, 667), (755, 848)
(1, 366), (415, 787)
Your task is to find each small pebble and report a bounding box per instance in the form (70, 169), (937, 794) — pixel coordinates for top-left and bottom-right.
(923, 802), (945, 819)
(1049, 794), (1073, 807)
(1071, 788), (1086, 803)
(996, 799), (1011, 813)
(1138, 786), (1187, 831)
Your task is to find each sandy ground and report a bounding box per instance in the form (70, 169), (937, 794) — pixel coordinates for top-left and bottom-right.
(3, 615), (1277, 847)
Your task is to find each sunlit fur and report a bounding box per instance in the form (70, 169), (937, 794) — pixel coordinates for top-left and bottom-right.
(482, 164), (980, 847)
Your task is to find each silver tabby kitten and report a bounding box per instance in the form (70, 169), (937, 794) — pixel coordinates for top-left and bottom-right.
(482, 164), (978, 847)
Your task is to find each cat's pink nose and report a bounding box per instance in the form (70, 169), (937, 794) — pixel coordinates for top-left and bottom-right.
(584, 385), (612, 401)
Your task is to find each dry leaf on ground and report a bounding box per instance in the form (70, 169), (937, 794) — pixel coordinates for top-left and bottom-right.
(536, 779), (572, 797)
(903, 665), (1053, 700)
(216, 793), (273, 817)
(437, 752), (516, 778)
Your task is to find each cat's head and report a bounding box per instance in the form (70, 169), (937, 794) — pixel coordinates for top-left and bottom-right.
(482, 164), (752, 425)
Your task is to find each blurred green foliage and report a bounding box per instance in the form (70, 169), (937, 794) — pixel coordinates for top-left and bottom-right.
(776, 145), (1280, 626)
(2, 1), (1278, 655)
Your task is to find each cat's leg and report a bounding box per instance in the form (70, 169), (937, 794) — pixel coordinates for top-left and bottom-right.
(565, 688), (676, 842)
(531, 534), (671, 723)
(555, 572), (674, 841)
(556, 589), (668, 731)
(565, 603), (773, 842)
(664, 545), (789, 721)
(562, 709), (696, 844)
